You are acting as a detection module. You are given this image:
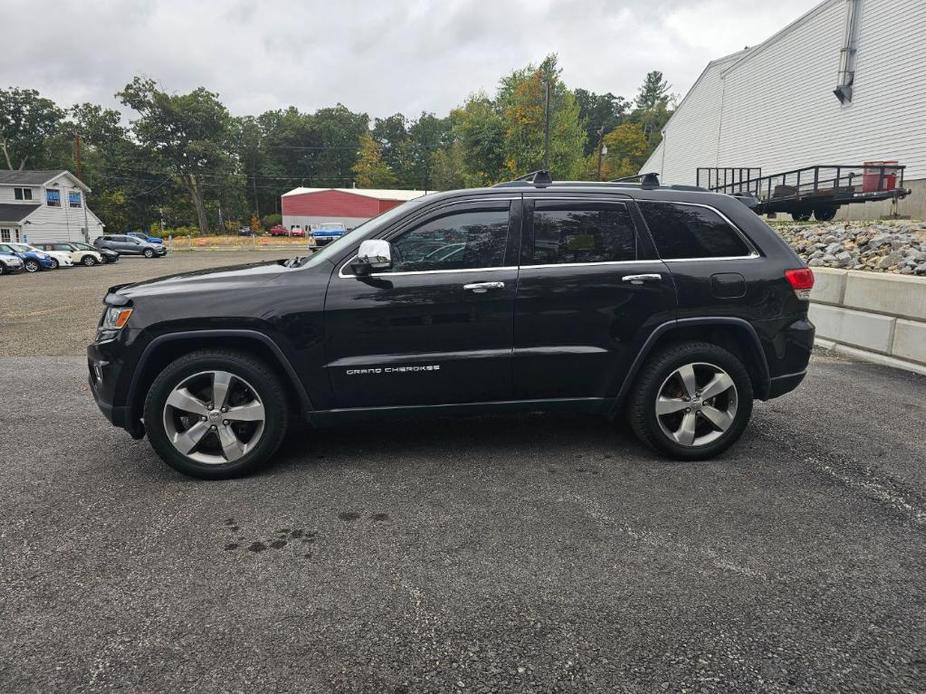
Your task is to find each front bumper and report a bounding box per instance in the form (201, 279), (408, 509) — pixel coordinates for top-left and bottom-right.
(2, 262), (25, 273)
(87, 341), (144, 438)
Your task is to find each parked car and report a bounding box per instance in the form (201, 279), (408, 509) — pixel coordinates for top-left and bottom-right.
(70, 241), (119, 263)
(0, 249), (25, 275)
(0, 242), (58, 272)
(310, 223), (347, 246)
(95, 234), (167, 258)
(238, 227), (255, 237)
(10, 243), (74, 269)
(127, 231), (164, 245)
(88, 173), (815, 479)
(269, 225), (305, 237)
(34, 242), (104, 266)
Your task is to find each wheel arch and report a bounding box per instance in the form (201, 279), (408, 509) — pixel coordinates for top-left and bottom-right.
(610, 317), (771, 416)
(126, 330), (312, 431)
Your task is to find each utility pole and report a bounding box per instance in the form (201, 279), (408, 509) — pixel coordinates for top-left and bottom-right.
(252, 172), (260, 219)
(542, 79), (551, 172)
(73, 131), (83, 180)
(596, 127), (605, 181)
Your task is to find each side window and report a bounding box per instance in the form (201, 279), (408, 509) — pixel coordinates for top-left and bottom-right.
(388, 207), (509, 273)
(46, 189), (61, 207)
(54, 244), (71, 251)
(526, 202), (636, 265)
(640, 202), (752, 259)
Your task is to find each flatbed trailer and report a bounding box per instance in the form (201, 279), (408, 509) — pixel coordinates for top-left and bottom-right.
(696, 164), (910, 221)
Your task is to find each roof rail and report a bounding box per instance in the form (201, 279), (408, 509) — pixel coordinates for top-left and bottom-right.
(493, 170), (553, 188)
(609, 172), (660, 189)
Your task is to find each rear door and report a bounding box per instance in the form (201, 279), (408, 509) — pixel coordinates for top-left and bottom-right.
(513, 195), (676, 401)
(323, 196), (522, 409)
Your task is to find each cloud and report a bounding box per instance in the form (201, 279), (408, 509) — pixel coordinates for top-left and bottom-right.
(1, 0), (821, 118)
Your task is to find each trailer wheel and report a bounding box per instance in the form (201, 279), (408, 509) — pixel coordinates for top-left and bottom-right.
(791, 211), (812, 222)
(813, 206), (838, 222)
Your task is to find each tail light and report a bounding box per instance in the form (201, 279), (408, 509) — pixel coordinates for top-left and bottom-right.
(785, 268), (814, 300)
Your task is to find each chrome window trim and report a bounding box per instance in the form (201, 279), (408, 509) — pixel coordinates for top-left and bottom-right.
(635, 199), (760, 259)
(339, 261), (517, 279)
(520, 259), (653, 271)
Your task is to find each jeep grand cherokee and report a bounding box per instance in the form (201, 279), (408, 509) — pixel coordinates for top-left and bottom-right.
(88, 174), (815, 479)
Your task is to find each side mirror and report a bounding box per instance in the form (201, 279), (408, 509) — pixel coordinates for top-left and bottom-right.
(351, 239), (393, 276)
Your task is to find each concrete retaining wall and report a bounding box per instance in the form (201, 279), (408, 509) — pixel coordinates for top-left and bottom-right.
(809, 268), (926, 375)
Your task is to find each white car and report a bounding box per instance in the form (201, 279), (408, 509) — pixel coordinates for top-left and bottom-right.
(34, 242), (104, 267)
(7, 242), (74, 270)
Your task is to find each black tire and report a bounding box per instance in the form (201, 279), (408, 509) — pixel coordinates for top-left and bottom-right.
(82, 254), (97, 266)
(0, 263), (5, 275)
(791, 211), (812, 222)
(813, 206), (838, 221)
(24, 259), (40, 273)
(143, 350), (289, 479)
(627, 342), (754, 460)
(144, 248), (155, 258)
(48, 258), (59, 269)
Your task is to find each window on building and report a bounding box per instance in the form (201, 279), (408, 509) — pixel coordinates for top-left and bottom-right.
(0, 229), (10, 242)
(14, 187), (33, 201)
(388, 208), (510, 273)
(527, 202), (636, 265)
(69, 191), (82, 208)
(46, 189), (61, 207)
(639, 202), (752, 259)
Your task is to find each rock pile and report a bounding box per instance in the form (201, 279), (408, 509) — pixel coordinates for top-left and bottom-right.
(771, 220), (926, 275)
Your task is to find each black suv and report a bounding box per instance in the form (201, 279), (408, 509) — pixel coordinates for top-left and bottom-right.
(88, 176), (815, 478)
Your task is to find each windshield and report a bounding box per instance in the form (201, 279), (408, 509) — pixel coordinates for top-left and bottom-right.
(299, 195), (433, 269)
(10, 243), (36, 253)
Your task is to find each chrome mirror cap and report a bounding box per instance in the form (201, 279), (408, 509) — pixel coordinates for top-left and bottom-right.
(355, 239), (392, 273)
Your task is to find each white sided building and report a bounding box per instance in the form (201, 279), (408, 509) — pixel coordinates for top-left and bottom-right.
(0, 170), (105, 244)
(642, 0), (926, 219)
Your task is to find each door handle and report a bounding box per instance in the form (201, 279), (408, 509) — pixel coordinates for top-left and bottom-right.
(621, 273), (662, 285)
(463, 281), (505, 294)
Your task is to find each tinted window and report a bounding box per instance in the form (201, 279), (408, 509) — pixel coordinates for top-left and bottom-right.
(527, 202), (635, 265)
(389, 208), (509, 272)
(53, 244), (72, 251)
(640, 202), (751, 259)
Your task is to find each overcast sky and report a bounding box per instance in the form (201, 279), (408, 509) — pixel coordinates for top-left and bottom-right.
(3, 0), (820, 119)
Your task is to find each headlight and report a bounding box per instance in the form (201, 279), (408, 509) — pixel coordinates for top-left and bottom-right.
(101, 306), (133, 330)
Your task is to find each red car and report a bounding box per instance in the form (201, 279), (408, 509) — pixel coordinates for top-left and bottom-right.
(269, 225), (305, 237)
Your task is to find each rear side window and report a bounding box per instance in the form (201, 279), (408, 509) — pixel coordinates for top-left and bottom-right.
(527, 202), (635, 265)
(640, 202), (752, 259)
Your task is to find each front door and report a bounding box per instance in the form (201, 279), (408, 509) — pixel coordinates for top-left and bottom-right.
(323, 198), (520, 409)
(513, 196), (676, 401)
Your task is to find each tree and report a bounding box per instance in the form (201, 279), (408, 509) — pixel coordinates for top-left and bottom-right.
(451, 94), (506, 187)
(631, 71), (675, 149)
(117, 77), (233, 234)
(0, 88), (64, 169)
(496, 54), (586, 179)
(574, 89), (629, 156)
(352, 132), (397, 188)
(429, 139), (467, 190)
(599, 122), (649, 179)
(634, 71), (671, 111)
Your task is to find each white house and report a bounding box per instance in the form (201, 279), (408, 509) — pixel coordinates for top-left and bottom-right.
(641, 0), (926, 219)
(0, 170), (105, 244)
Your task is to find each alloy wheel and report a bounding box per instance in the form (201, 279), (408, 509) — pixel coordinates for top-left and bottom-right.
(655, 362), (738, 447)
(25, 260), (39, 272)
(162, 370), (266, 464)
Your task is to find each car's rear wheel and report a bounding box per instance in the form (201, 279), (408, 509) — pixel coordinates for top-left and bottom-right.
(143, 248), (155, 258)
(24, 259), (40, 273)
(627, 342), (753, 460)
(81, 255), (97, 266)
(144, 350), (289, 479)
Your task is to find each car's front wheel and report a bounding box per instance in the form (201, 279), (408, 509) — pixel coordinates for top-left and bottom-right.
(48, 258), (59, 269)
(143, 248), (155, 258)
(24, 259), (40, 273)
(143, 350), (290, 479)
(81, 254), (97, 266)
(627, 342), (753, 460)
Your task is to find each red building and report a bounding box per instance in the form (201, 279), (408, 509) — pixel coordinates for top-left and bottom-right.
(281, 187), (426, 230)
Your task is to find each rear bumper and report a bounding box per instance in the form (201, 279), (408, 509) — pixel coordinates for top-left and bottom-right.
(763, 317), (815, 399)
(767, 370), (807, 398)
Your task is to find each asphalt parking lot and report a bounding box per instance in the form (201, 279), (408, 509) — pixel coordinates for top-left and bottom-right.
(1, 251), (925, 692)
